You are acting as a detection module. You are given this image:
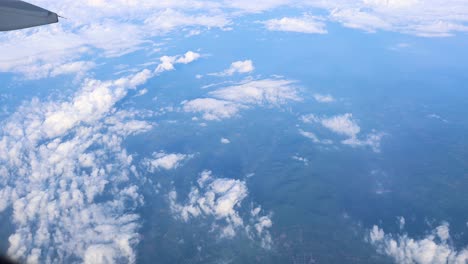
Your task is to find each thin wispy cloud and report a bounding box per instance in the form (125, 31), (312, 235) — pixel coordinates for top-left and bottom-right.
(313, 93), (335, 103)
(261, 15), (327, 34)
(183, 78), (301, 121)
(298, 129), (333, 145)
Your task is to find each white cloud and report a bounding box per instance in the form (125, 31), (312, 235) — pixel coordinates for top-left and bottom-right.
(0, 81), (149, 263)
(342, 131), (385, 153)
(143, 152), (192, 172)
(0, 19), (200, 78)
(363, 0), (419, 9)
(230, 0), (468, 37)
(184, 78), (301, 121)
(169, 170), (273, 248)
(144, 8), (230, 34)
(408, 21), (468, 38)
(292, 155), (309, 165)
(0, 23), (147, 79)
(398, 216), (406, 230)
(135, 88), (148, 97)
(2, 0), (466, 79)
(369, 223), (468, 264)
(37, 58), (183, 139)
(298, 129), (333, 145)
(299, 129), (320, 143)
(176, 51), (202, 64)
(300, 113), (384, 152)
(221, 138), (231, 144)
(0, 2), (225, 78)
(50, 61), (96, 78)
(0, 51), (199, 263)
(209, 79), (301, 105)
(210, 60), (255, 76)
(262, 15), (327, 34)
(223, 0), (290, 13)
(155, 51), (201, 73)
(436, 224), (451, 242)
(246, 207), (273, 249)
(183, 98), (244, 121)
(300, 114), (320, 124)
(1, 0), (467, 79)
(321, 113), (361, 138)
(330, 8), (392, 33)
(326, 1), (468, 37)
(427, 114), (448, 123)
(313, 93), (335, 103)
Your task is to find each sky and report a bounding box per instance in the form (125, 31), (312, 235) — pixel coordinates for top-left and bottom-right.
(1, 1), (468, 263)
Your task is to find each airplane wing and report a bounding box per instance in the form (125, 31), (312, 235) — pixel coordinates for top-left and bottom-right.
(0, 0), (58, 31)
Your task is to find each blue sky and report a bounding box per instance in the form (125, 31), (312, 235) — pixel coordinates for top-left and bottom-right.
(1, 1), (468, 263)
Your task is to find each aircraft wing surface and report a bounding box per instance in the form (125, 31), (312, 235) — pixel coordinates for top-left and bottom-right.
(0, 0), (58, 31)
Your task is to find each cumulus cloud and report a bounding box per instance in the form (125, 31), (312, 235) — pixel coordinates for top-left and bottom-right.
(262, 15), (327, 34)
(0, 80), (149, 264)
(31, 49), (195, 140)
(184, 78), (301, 120)
(210, 60), (255, 76)
(368, 223), (468, 264)
(221, 138), (231, 144)
(183, 98), (244, 121)
(176, 51), (202, 64)
(301, 113), (384, 152)
(143, 152), (192, 172)
(320, 113), (361, 138)
(155, 51), (201, 73)
(169, 170), (273, 248)
(0, 52), (198, 263)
